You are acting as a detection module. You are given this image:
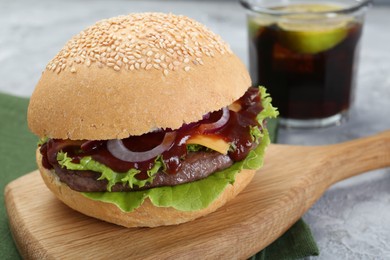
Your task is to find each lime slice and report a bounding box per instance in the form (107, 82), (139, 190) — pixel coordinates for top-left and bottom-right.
(248, 16), (274, 38)
(276, 4), (352, 54)
(273, 3), (343, 13)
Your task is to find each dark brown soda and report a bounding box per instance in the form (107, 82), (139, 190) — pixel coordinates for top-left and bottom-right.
(249, 19), (362, 119)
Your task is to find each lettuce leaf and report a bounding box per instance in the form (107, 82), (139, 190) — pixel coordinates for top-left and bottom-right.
(257, 87), (279, 128)
(83, 128), (270, 212)
(186, 144), (205, 152)
(57, 153), (162, 191)
(37, 136), (48, 146)
(81, 87), (278, 212)
(250, 125), (262, 143)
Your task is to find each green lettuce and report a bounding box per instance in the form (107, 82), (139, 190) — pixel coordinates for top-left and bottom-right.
(83, 128), (270, 212)
(257, 87), (279, 128)
(57, 153), (164, 191)
(250, 125), (262, 143)
(37, 136), (49, 146)
(186, 144), (206, 152)
(80, 87), (278, 212)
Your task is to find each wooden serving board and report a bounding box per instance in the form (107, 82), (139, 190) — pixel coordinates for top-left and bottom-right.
(5, 131), (390, 259)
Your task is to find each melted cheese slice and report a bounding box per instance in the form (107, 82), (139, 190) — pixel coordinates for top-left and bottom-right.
(186, 134), (230, 154)
(228, 101), (242, 112)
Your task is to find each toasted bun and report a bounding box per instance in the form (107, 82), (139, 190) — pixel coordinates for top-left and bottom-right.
(28, 13), (250, 140)
(37, 149), (255, 227)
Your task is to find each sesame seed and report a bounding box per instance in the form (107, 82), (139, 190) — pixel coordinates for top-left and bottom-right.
(46, 13), (231, 75)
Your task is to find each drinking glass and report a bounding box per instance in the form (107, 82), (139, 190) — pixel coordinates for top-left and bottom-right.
(241, 0), (372, 128)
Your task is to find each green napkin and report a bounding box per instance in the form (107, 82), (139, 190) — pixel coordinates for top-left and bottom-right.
(252, 218), (319, 260)
(0, 93), (319, 259)
(0, 94), (37, 260)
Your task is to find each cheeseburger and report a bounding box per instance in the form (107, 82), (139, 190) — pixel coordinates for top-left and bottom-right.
(27, 13), (278, 227)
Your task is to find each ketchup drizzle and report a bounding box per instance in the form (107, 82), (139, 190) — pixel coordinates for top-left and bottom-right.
(40, 87), (264, 178)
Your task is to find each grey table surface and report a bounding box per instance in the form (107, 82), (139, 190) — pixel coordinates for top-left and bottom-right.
(1, 0), (389, 259)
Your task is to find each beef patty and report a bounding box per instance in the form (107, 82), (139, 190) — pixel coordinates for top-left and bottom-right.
(53, 151), (233, 192)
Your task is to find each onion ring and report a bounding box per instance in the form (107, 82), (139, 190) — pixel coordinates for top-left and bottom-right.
(199, 107), (230, 132)
(107, 132), (177, 162)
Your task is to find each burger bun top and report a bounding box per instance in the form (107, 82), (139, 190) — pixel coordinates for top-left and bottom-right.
(27, 13), (251, 140)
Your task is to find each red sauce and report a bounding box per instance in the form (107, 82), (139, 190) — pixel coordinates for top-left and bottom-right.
(41, 87), (264, 179)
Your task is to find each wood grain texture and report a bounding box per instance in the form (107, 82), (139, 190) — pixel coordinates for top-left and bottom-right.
(5, 131), (390, 260)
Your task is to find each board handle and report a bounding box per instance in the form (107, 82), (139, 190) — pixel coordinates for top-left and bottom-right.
(324, 130), (390, 185)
